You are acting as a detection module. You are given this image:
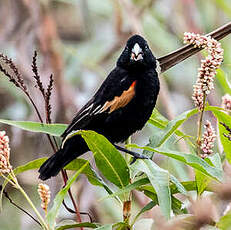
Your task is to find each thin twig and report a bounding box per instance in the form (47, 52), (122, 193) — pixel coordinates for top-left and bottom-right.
(0, 52), (82, 226)
(61, 170), (83, 229)
(31, 51), (83, 227)
(62, 199), (93, 222)
(1, 186), (41, 227)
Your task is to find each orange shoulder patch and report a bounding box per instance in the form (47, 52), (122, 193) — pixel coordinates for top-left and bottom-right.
(102, 81), (137, 113)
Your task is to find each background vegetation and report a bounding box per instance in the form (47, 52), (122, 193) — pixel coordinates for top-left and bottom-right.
(0, 0), (231, 229)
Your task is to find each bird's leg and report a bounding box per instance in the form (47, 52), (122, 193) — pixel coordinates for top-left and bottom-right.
(114, 144), (149, 160)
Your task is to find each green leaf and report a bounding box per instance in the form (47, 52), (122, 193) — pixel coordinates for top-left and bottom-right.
(13, 157), (114, 196)
(131, 159), (171, 219)
(195, 169), (211, 195)
(65, 158), (116, 198)
(216, 210), (231, 230)
(170, 175), (188, 196)
(100, 178), (149, 201)
(195, 153), (222, 195)
(47, 162), (89, 229)
(132, 201), (156, 225)
(153, 147), (223, 181)
(154, 108), (198, 147)
(70, 130), (130, 188)
(140, 187), (186, 215)
(148, 108), (169, 128)
(210, 108), (231, 163)
(103, 178), (212, 202)
(171, 196), (187, 215)
(55, 221), (98, 230)
(1, 158), (47, 210)
(216, 69), (231, 95)
(65, 158), (106, 187)
(128, 144), (223, 181)
(13, 158), (47, 175)
(148, 109), (187, 138)
(0, 119), (67, 136)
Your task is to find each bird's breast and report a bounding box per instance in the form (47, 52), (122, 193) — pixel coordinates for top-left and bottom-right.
(102, 70), (159, 143)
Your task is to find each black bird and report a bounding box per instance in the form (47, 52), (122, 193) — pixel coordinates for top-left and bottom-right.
(39, 35), (160, 180)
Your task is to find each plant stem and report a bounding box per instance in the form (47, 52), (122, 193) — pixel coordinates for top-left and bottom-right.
(2, 188), (42, 227)
(123, 200), (131, 228)
(123, 137), (132, 228)
(61, 170), (83, 230)
(1, 174), (16, 187)
(8, 170), (49, 230)
(125, 136), (132, 163)
(196, 96), (206, 155)
(15, 181), (49, 230)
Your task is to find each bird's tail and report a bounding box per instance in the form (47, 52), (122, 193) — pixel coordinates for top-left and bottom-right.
(39, 135), (89, 180)
(38, 149), (75, 181)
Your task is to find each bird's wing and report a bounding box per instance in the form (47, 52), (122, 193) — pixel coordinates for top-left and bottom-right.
(61, 67), (136, 138)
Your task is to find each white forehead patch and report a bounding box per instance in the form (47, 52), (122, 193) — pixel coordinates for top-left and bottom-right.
(132, 43), (142, 56)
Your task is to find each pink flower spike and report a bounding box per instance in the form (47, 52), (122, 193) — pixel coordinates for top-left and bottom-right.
(38, 183), (51, 213)
(0, 131), (12, 174)
(184, 32), (224, 110)
(222, 94), (231, 111)
(200, 121), (216, 158)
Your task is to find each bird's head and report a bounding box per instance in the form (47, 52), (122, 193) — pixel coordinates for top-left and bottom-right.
(117, 35), (156, 70)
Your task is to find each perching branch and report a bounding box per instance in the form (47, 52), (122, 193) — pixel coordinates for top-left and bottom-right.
(114, 144), (148, 159)
(158, 22), (231, 73)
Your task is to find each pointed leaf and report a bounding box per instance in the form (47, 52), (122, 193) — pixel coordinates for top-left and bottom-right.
(132, 201), (156, 225)
(65, 158), (115, 197)
(0, 119), (67, 136)
(195, 153), (222, 195)
(1, 158), (47, 209)
(131, 159), (171, 219)
(148, 109), (186, 138)
(216, 69), (231, 95)
(13, 158), (47, 175)
(216, 210), (231, 230)
(47, 162), (89, 229)
(148, 109), (169, 128)
(210, 108), (231, 163)
(128, 144), (223, 181)
(154, 108), (198, 147)
(101, 178), (149, 201)
(170, 175), (188, 196)
(55, 221), (98, 230)
(74, 130), (130, 188)
(65, 158), (106, 187)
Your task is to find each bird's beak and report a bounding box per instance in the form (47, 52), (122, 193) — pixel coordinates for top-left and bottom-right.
(131, 43), (143, 61)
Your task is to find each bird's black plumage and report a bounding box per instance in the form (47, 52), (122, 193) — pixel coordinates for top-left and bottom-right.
(39, 35), (160, 180)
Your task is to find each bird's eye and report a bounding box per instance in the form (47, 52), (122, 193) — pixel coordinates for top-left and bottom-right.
(144, 45), (149, 50)
(125, 46), (129, 52)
